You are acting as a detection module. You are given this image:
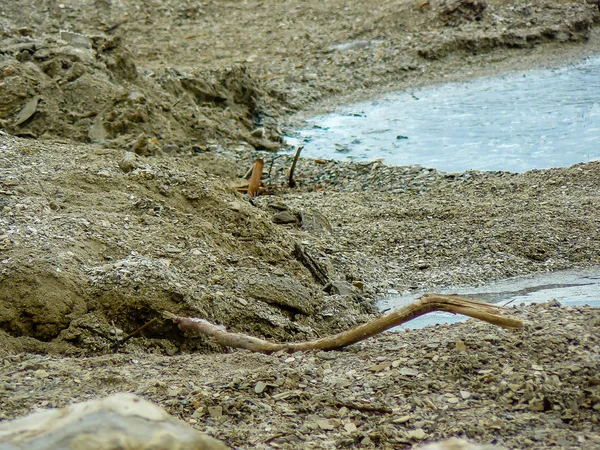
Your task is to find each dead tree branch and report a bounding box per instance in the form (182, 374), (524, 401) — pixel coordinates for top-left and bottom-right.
(293, 244), (331, 286)
(288, 145), (303, 188)
(164, 294), (524, 354)
(115, 317), (158, 350)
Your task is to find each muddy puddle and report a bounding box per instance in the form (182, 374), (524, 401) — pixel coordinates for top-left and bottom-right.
(289, 56), (600, 173)
(377, 267), (600, 330)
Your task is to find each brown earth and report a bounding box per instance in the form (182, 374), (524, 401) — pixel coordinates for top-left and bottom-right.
(1, 0), (600, 448)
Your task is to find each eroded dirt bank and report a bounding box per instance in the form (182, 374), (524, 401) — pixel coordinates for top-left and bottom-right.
(1, 0), (600, 448)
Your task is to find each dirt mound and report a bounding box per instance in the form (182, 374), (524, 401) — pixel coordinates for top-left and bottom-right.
(0, 133), (375, 353)
(0, 33), (280, 151)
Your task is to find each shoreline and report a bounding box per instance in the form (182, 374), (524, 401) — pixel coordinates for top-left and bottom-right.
(1, 1), (600, 447)
(287, 28), (600, 125)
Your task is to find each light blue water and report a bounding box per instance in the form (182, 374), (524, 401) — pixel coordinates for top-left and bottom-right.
(377, 267), (600, 330)
(289, 57), (600, 173)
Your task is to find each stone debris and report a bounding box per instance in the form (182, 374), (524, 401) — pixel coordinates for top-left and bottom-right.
(0, 0), (599, 448)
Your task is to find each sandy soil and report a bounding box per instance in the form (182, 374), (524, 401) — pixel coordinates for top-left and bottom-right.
(1, 0), (600, 448)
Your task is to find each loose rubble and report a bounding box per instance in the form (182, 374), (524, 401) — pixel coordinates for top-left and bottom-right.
(1, 304), (598, 449)
(0, 0), (599, 448)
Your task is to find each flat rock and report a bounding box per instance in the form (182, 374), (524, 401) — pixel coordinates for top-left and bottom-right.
(243, 275), (316, 315)
(0, 393), (227, 450)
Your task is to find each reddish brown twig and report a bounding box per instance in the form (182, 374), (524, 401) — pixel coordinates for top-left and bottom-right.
(247, 158), (264, 197)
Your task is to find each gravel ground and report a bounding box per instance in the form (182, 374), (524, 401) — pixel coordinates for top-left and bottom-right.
(0, 0), (599, 448)
(1, 303), (599, 449)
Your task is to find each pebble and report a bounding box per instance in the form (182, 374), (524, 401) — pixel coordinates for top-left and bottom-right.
(254, 381), (267, 394)
(407, 428), (426, 440)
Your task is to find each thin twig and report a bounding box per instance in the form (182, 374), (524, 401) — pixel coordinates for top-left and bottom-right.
(293, 244), (330, 286)
(288, 146), (303, 188)
(267, 154), (284, 179)
(104, 19), (128, 33)
(243, 165), (254, 179)
(116, 318), (158, 348)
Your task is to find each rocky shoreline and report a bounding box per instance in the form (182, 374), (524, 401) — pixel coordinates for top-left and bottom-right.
(1, 0), (600, 447)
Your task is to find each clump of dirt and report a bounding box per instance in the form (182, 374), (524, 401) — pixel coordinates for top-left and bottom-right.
(440, 0), (488, 26)
(0, 132), (375, 354)
(0, 34), (279, 151)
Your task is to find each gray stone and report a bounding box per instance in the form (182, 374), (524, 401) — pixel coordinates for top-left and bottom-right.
(243, 276), (315, 315)
(272, 211), (297, 224)
(0, 393), (227, 450)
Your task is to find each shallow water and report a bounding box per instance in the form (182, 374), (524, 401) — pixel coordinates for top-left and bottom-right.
(289, 57), (600, 173)
(377, 267), (600, 330)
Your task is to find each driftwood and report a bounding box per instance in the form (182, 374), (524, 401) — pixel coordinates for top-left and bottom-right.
(247, 158), (264, 197)
(164, 294), (524, 354)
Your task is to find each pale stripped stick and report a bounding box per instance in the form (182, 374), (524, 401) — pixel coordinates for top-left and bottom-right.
(164, 294), (524, 354)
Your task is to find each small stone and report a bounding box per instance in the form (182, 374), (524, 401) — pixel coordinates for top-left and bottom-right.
(96, 169), (111, 178)
(18, 27), (35, 36)
(398, 367), (419, 377)
(316, 351), (338, 360)
(455, 340), (467, 352)
(60, 30), (92, 48)
(64, 62), (86, 82)
(33, 369), (49, 378)
(460, 391), (472, 399)
(254, 381), (267, 394)
(528, 398), (545, 412)
(393, 415), (412, 424)
(330, 280), (354, 296)
(208, 406), (223, 419)
(316, 419), (335, 431)
(369, 363), (391, 372)
(119, 152), (138, 172)
(89, 116), (107, 143)
(407, 428), (426, 440)
(272, 211), (297, 224)
(416, 261), (429, 270)
(344, 422), (357, 433)
(3, 66), (17, 77)
(14, 96), (39, 126)
(352, 280), (364, 290)
(166, 388), (180, 397)
(250, 128), (265, 138)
